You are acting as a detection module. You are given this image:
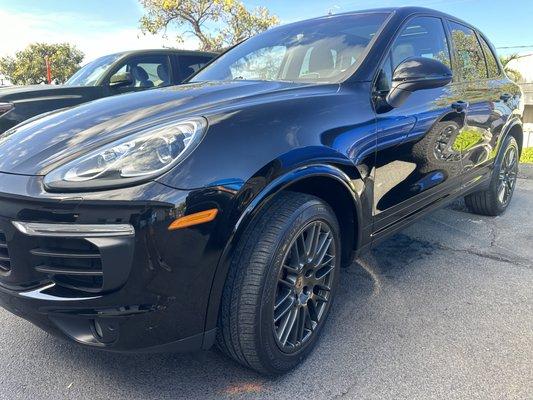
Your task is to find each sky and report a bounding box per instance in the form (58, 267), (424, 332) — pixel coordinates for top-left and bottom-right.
(0, 0), (532, 63)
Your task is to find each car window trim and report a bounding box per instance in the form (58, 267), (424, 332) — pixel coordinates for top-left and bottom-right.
(476, 32), (503, 79)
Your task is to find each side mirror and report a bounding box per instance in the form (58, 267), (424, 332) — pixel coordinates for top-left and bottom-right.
(109, 72), (133, 88)
(386, 57), (452, 108)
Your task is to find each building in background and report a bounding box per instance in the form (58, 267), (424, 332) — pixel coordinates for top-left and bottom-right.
(508, 54), (533, 147)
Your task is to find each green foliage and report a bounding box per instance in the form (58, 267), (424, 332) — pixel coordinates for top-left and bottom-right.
(139, 0), (279, 51)
(499, 53), (523, 83)
(451, 30), (487, 81)
(0, 43), (84, 85)
(520, 147), (533, 163)
(452, 129), (483, 151)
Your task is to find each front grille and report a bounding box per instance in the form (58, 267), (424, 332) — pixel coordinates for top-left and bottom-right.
(31, 238), (103, 292)
(0, 231), (10, 273)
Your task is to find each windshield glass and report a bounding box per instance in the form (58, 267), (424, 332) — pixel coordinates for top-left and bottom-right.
(192, 13), (388, 84)
(65, 54), (122, 86)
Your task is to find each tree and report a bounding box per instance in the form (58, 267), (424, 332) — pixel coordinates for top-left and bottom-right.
(139, 0), (279, 52)
(0, 43), (84, 85)
(499, 53), (523, 83)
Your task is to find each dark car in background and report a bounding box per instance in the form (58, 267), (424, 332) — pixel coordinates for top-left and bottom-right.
(0, 7), (523, 375)
(0, 49), (216, 133)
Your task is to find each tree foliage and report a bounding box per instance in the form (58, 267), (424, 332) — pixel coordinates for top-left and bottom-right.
(499, 53), (523, 83)
(139, 0), (279, 51)
(0, 43), (84, 85)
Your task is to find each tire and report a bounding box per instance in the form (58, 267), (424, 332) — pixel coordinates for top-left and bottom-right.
(464, 135), (519, 216)
(217, 191), (341, 375)
(411, 120), (464, 175)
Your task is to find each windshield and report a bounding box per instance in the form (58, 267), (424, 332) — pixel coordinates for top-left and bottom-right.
(192, 13), (388, 84)
(65, 54), (122, 86)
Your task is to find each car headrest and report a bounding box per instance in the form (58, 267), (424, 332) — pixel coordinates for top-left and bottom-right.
(392, 43), (416, 67)
(131, 66), (149, 82)
(157, 64), (169, 84)
(309, 47), (335, 73)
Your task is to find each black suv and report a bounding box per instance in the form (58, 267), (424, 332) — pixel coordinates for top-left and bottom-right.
(0, 49), (217, 133)
(0, 7), (523, 375)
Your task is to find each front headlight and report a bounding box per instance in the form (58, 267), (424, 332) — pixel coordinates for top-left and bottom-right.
(44, 117), (207, 191)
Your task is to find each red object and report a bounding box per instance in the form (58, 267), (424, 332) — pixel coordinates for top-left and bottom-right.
(45, 56), (51, 84)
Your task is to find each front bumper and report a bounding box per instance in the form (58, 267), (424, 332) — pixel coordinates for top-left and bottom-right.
(0, 173), (227, 352)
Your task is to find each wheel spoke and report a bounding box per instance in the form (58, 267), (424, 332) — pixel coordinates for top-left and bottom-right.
(295, 306), (306, 343)
(304, 223), (318, 261)
(316, 264), (335, 281)
(507, 148), (515, 167)
(498, 182), (506, 203)
(314, 237), (332, 267)
(274, 296), (295, 323)
(279, 307), (298, 345)
(274, 290), (292, 310)
(313, 292), (328, 304)
(279, 275), (296, 288)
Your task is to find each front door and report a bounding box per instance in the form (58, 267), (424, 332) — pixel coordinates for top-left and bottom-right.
(372, 16), (463, 236)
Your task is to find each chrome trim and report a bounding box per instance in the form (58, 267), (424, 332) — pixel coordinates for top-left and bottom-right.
(19, 283), (100, 301)
(12, 221), (135, 237)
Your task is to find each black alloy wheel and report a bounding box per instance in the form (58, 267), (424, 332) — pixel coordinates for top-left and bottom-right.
(217, 191), (341, 375)
(273, 220), (336, 352)
(496, 143), (518, 207)
(465, 135), (519, 216)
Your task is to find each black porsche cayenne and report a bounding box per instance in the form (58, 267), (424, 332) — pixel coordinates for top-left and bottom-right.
(0, 7), (523, 375)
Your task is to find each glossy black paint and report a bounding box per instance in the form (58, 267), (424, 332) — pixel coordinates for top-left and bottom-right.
(0, 7), (523, 352)
(0, 49), (217, 134)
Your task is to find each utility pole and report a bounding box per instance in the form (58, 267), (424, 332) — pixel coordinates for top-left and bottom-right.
(45, 56), (52, 84)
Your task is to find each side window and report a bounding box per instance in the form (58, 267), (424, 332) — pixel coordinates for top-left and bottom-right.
(478, 35), (500, 78)
(376, 16), (450, 92)
(178, 55), (214, 81)
(109, 55), (171, 88)
(449, 21), (487, 81)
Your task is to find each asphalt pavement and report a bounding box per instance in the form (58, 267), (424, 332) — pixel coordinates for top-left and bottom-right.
(1, 170), (532, 400)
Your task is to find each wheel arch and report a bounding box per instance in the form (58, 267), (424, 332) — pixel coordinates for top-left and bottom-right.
(203, 163), (365, 333)
(496, 119), (523, 166)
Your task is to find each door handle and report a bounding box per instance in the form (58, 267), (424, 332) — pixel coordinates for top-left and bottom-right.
(451, 100), (469, 112)
(500, 93), (512, 102)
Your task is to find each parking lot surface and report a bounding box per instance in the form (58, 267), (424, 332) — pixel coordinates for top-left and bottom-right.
(1, 174), (532, 400)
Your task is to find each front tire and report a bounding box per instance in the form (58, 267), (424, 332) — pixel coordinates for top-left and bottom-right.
(217, 191), (341, 375)
(465, 136), (519, 216)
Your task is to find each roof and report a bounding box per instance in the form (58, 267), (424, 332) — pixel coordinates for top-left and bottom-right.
(103, 49), (219, 59)
(274, 6), (471, 31)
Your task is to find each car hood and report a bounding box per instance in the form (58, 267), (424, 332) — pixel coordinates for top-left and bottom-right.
(0, 84), (90, 102)
(0, 80), (327, 176)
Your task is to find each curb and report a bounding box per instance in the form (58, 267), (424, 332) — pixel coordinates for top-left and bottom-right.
(519, 163), (533, 179)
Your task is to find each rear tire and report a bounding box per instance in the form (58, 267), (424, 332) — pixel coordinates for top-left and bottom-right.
(464, 136), (519, 216)
(217, 191), (341, 375)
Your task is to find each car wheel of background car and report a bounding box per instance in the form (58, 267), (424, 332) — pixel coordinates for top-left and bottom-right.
(217, 191), (341, 375)
(411, 120), (464, 175)
(465, 135), (519, 216)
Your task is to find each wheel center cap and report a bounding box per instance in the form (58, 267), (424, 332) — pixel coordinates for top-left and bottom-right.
(295, 275), (304, 291)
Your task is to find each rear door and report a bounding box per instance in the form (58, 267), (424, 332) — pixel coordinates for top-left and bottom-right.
(446, 21), (502, 184)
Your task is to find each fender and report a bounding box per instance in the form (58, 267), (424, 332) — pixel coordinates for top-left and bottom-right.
(494, 117), (523, 167)
(202, 163), (365, 334)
